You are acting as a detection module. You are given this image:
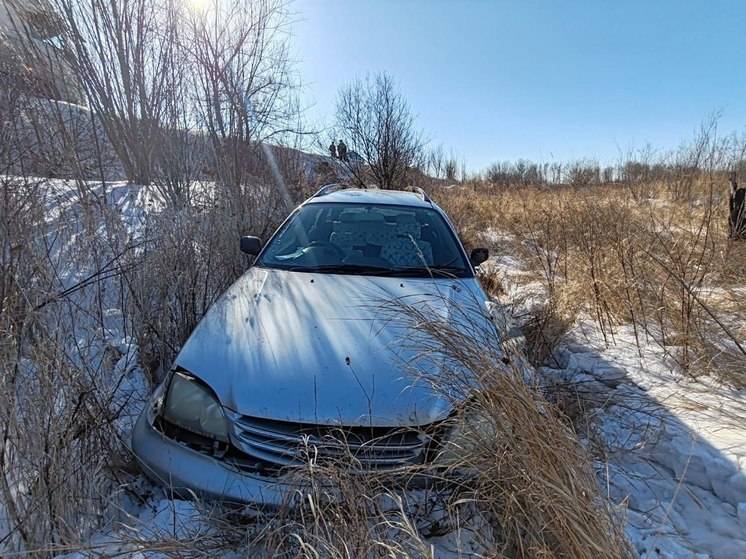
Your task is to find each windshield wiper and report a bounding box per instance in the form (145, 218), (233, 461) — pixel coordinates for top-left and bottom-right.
(274, 264), (468, 277)
(283, 264), (396, 275)
(388, 266), (467, 278)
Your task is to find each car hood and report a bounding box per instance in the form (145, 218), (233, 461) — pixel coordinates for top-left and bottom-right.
(175, 267), (494, 427)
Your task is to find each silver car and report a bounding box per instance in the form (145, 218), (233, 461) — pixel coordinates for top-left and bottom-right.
(131, 185), (492, 506)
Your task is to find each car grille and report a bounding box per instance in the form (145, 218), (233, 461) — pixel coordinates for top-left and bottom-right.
(227, 414), (431, 471)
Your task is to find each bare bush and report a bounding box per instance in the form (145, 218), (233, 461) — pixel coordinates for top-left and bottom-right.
(189, 0), (300, 209)
(0, 338), (123, 555)
(122, 181), (292, 379)
(150, 1), (205, 206)
(335, 72), (424, 189)
(49, 0), (183, 185)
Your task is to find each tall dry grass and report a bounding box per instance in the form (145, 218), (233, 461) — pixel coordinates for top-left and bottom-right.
(435, 168), (746, 386)
(0, 177), (137, 557)
(385, 294), (632, 559)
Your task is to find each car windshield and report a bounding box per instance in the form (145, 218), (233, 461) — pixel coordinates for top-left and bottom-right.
(257, 202), (471, 277)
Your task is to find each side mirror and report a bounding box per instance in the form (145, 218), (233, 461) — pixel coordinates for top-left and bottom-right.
(470, 247), (489, 267)
(240, 236), (262, 256)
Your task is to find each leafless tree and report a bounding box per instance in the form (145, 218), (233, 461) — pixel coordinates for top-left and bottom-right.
(335, 72), (423, 189)
(49, 0), (182, 185)
(149, 0), (204, 206)
(566, 159), (601, 187)
(189, 0), (299, 198)
(444, 152), (459, 182)
(1, 4), (112, 183)
(428, 144), (444, 178)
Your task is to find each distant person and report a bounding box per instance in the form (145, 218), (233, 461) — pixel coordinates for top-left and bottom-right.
(730, 173), (746, 239)
(329, 141), (337, 159)
(337, 140), (348, 161)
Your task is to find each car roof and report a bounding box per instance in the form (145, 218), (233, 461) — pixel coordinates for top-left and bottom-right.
(305, 188), (434, 209)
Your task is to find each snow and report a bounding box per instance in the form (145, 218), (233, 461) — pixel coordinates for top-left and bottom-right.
(549, 322), (746, 558)
(0, 178), (153, 552)
(487, 233), (746, 559)
(51, 491), (211, 559)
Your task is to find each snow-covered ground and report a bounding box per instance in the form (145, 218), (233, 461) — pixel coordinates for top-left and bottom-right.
(0, 179), (152, 553)
(487, 233), (746, 559)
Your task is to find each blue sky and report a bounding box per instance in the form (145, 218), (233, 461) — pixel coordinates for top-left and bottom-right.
(291, 0), (746, 172)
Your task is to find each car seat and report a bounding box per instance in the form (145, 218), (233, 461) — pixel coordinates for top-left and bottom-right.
(380, 214), (433, 267)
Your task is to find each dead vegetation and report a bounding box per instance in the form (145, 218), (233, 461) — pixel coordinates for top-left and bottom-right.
(8, 115), (740, 559)
(0, 177), (134, 556)
(0, 174), (637, 557)
(436, 133), (746, 386)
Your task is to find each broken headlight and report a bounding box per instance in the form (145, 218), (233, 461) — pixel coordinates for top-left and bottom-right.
(162, 371), (229, 442)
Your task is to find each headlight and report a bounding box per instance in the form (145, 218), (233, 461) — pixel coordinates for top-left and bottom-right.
(162, 371), (229, 442)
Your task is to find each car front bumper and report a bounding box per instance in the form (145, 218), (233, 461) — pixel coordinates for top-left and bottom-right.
(131, 412), (293, 508)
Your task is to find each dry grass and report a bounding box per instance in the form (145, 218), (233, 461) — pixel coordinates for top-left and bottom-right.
(383, 295), (632, 559)
(7, 94), (740, 558)
(0, 178), (133, 556)
(435, 176), (746, 386)
(9, 166), (742, 557)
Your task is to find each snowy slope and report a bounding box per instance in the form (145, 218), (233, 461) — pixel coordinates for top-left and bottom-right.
(0, 178), (151, 552)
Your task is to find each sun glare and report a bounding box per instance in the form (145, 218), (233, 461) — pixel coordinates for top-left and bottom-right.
(186, 0), (210, 13)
